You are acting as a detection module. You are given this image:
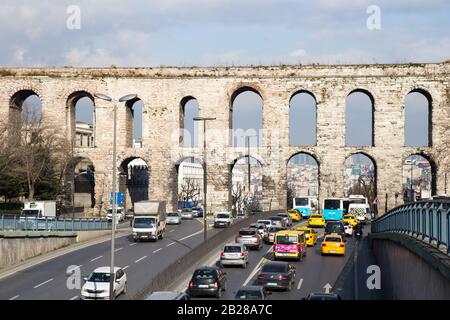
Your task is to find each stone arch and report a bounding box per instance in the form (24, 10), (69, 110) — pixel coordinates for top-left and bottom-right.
(179, 96), (199, 147)
(289, 90), (317, 146)
(287, 152), (320, 208)
(67, 90), (96, 148)
(404, 88), (432, 147)
(124, 97), (143, 148)
(345, 89), (375, 147)
(9, 89), (42, 128)
(176, 157), (204, 209)
(230, 86), (263, 147)
(65, 156), (96, 209)
(402, 153), (436, 202)
(119, 157), (150, 210)
(231, 155), (263, 213)
(343, 152), (377, 204)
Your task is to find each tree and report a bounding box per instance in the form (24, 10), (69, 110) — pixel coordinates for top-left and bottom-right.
(287, 186), (294, 209)
(178, 178), (201, 207)
(232, 181), (244, 216)
(348, 174), (376, 205)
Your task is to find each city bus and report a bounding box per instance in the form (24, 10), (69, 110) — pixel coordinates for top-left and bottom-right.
(292, 196), (318, 218)
(322, 198), (346, 221)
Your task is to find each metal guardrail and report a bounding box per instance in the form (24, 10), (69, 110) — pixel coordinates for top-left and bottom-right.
(371, 200), (450, 255)
(0, 215), (110, 231)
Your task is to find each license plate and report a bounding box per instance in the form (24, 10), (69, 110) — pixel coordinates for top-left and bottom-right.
(198, 285), (209, 288)
(329, 250), (336, 253)
(267, 283), (277, 286)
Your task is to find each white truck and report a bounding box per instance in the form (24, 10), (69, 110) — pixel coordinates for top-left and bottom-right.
(21, 201), (57, 219)
(348, 195), (370, 224)
(213, 211), (232, 228)
(132, 201), (166, 242)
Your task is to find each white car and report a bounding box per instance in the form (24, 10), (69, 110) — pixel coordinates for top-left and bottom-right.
(166, 212), (182, 225)
(107, 208), (124, 223)
(214, 212), (232, 228)
(257, 220), (274, 228)
(344, 223), (353, 237)
(180, 210), (193, 219)
(81, 267), (127, 300)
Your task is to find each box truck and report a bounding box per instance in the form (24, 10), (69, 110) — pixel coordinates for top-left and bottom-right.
(132, 201), (166, 242)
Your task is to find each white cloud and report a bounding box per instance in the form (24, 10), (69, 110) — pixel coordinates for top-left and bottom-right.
(289, 49), (306, 58)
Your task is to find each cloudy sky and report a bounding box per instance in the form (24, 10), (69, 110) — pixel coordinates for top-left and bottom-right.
(1, 0), (449, 66)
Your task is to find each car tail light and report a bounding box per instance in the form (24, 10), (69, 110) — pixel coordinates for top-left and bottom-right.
(213, 282), (218, 289)
(322, 243), (327, 247)
(258, 274), (266, 280)
(240, 252), (245, 256)
(189, 281), (194, 288)
(278, 275), (288, 280)
(220, 252), (224, 257)
(339, 244), (345, 247)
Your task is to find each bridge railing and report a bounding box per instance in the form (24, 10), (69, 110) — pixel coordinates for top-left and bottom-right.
(371, 199), (450, 255)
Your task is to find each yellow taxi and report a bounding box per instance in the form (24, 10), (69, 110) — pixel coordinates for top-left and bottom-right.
(308, 214), (326, 228)
(295, 226), (318, 246)
(321, 233), (346, 256)
(288, 209), (301, 222)
(342, 214), (358, 227)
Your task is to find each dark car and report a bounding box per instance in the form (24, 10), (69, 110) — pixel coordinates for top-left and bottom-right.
(234, 286), (271, 300)
(325, 221), (345, 238)
(256, 261), (296, 291)
(192, 207), (204, 217)
(187, 267), (227, 298)
(303, 292), (342, 300)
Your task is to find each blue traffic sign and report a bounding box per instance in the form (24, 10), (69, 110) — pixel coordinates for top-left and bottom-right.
(247, 196), (253, 204)
(110, 192), (124, 206)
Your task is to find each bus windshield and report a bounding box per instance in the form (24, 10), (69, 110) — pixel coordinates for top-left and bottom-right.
(324, 200), (341, 210)
(349, 199), (366, 204)
(295, 198), (309, 206)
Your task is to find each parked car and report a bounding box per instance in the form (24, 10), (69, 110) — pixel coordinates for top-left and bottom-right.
(180, 209), (193, 220)
(268, 216), (287, 228)
(191, 207), (204, 217)
(220, 243), (248, 268)
(144, 291), (190, 300)
(324, 221), (345, 238)
(125, 209), (134, 220)
(256, 261), (296, 291)
(166, 212), (182, 225)
(106, 208), (125, 223)
(187, 267), (227, 298)
(234, 286), (271, 300)
(235, 228), (263, 250)
(303, 292), (342, 300)
(263, 226), (285, 244)
(343, 222), (353, 237)
(80, 267), (127, 300)
(276, 213), (292, 227)
(214, 212), (232, 228)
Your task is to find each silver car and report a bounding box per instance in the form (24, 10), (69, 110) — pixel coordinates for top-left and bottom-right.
(220, 243), (249, 268)
(180, 209), (193, 219)
(166, 212), (182, 225)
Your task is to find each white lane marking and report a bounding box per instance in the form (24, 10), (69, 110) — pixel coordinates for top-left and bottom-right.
(297, 278), (304, 290)
(242, 245), (273, 287)
(34, 278), (54, 289)
(170, 230), (175, 233)
(114, 247), (123, 252)
(152, 248), (162, 253)
(134, 256), (147, 263)
(166, 242), (175, 247)
(178, 229), (203, 242)
(9, 295), (19, 300)
(69, 295), (79, 300)
(90, 255), (103, 262)
(123, 265), (129, 270)
(129, 243), (137, 246)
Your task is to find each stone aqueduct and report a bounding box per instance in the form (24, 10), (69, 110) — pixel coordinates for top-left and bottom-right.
(0, 62), (449, 216)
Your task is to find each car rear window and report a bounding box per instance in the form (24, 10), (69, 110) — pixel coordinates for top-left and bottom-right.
(267, 227), (281, 233)
(239, 230), (256, 236)
(217, 214), (229, 219)
(269, 216), (282, 221)
(258, 220), (271, 225)
(193, 269), (216, 279)
(224, 246), (242, 253)
(311, 215), (322, 218)
(276, 235), (298, 244)
(168, 212), (179, 217)
(325, 237), (341, 242)
(261, 263), (286, 273)
(235, 289), (262, 299)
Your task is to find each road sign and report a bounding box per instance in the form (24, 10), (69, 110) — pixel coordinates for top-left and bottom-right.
(247, 196), (253, 204)
(110, 192), (124, 206)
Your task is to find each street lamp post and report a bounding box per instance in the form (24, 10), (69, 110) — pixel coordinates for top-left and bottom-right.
(193, 117), (216, 242)
(245, 135), (257, 213)
(94, 92), (137, 300)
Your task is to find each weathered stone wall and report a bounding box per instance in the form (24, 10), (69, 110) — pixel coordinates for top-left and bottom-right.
(0, 62), (449, 215)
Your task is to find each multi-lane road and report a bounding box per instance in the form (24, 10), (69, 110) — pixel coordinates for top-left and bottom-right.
(0, 218), (217, 300)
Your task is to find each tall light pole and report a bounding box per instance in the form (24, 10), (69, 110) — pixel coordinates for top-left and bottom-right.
(94, 92), (137, 300)
(245, 134), (257, 212)
(193, 117), (216, 241)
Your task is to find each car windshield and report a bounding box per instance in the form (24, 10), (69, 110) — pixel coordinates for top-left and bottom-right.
(21, 209), (39, 216)
(182, 209), (192, 212)
(344, 215), (353, 219)
(269, 217), (282, 221)
(224, 246), (241, 253)
(324, 200), (341, 210)
(302, 230), (311, 234)
(87, 272), (111, 282)
(267, 227), (281, 233)
(325, 237), (341, 242)
(168, 212), (179, 217)
(133, 218), (156, 228)
(295, 198), (309, 206)
(276, 235), (298, 244)
(261, 263), (286, 273)
(349, 198), (366, 204)
(239, 230), (256, 236)
(193, 269), (216, 280)
(217, 214), (229, 219)
(257, 220), (271, 225)
(309, 294), (339, 300)
(235, 290), (262, 299)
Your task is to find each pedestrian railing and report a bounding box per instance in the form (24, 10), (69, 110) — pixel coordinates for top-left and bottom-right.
(0, 215), (110, 231)
(371, 200), (450, 255)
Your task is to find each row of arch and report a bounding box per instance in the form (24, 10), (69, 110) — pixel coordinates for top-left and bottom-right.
(68, 151), (435, 210)
(8, 87), (433, 149)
